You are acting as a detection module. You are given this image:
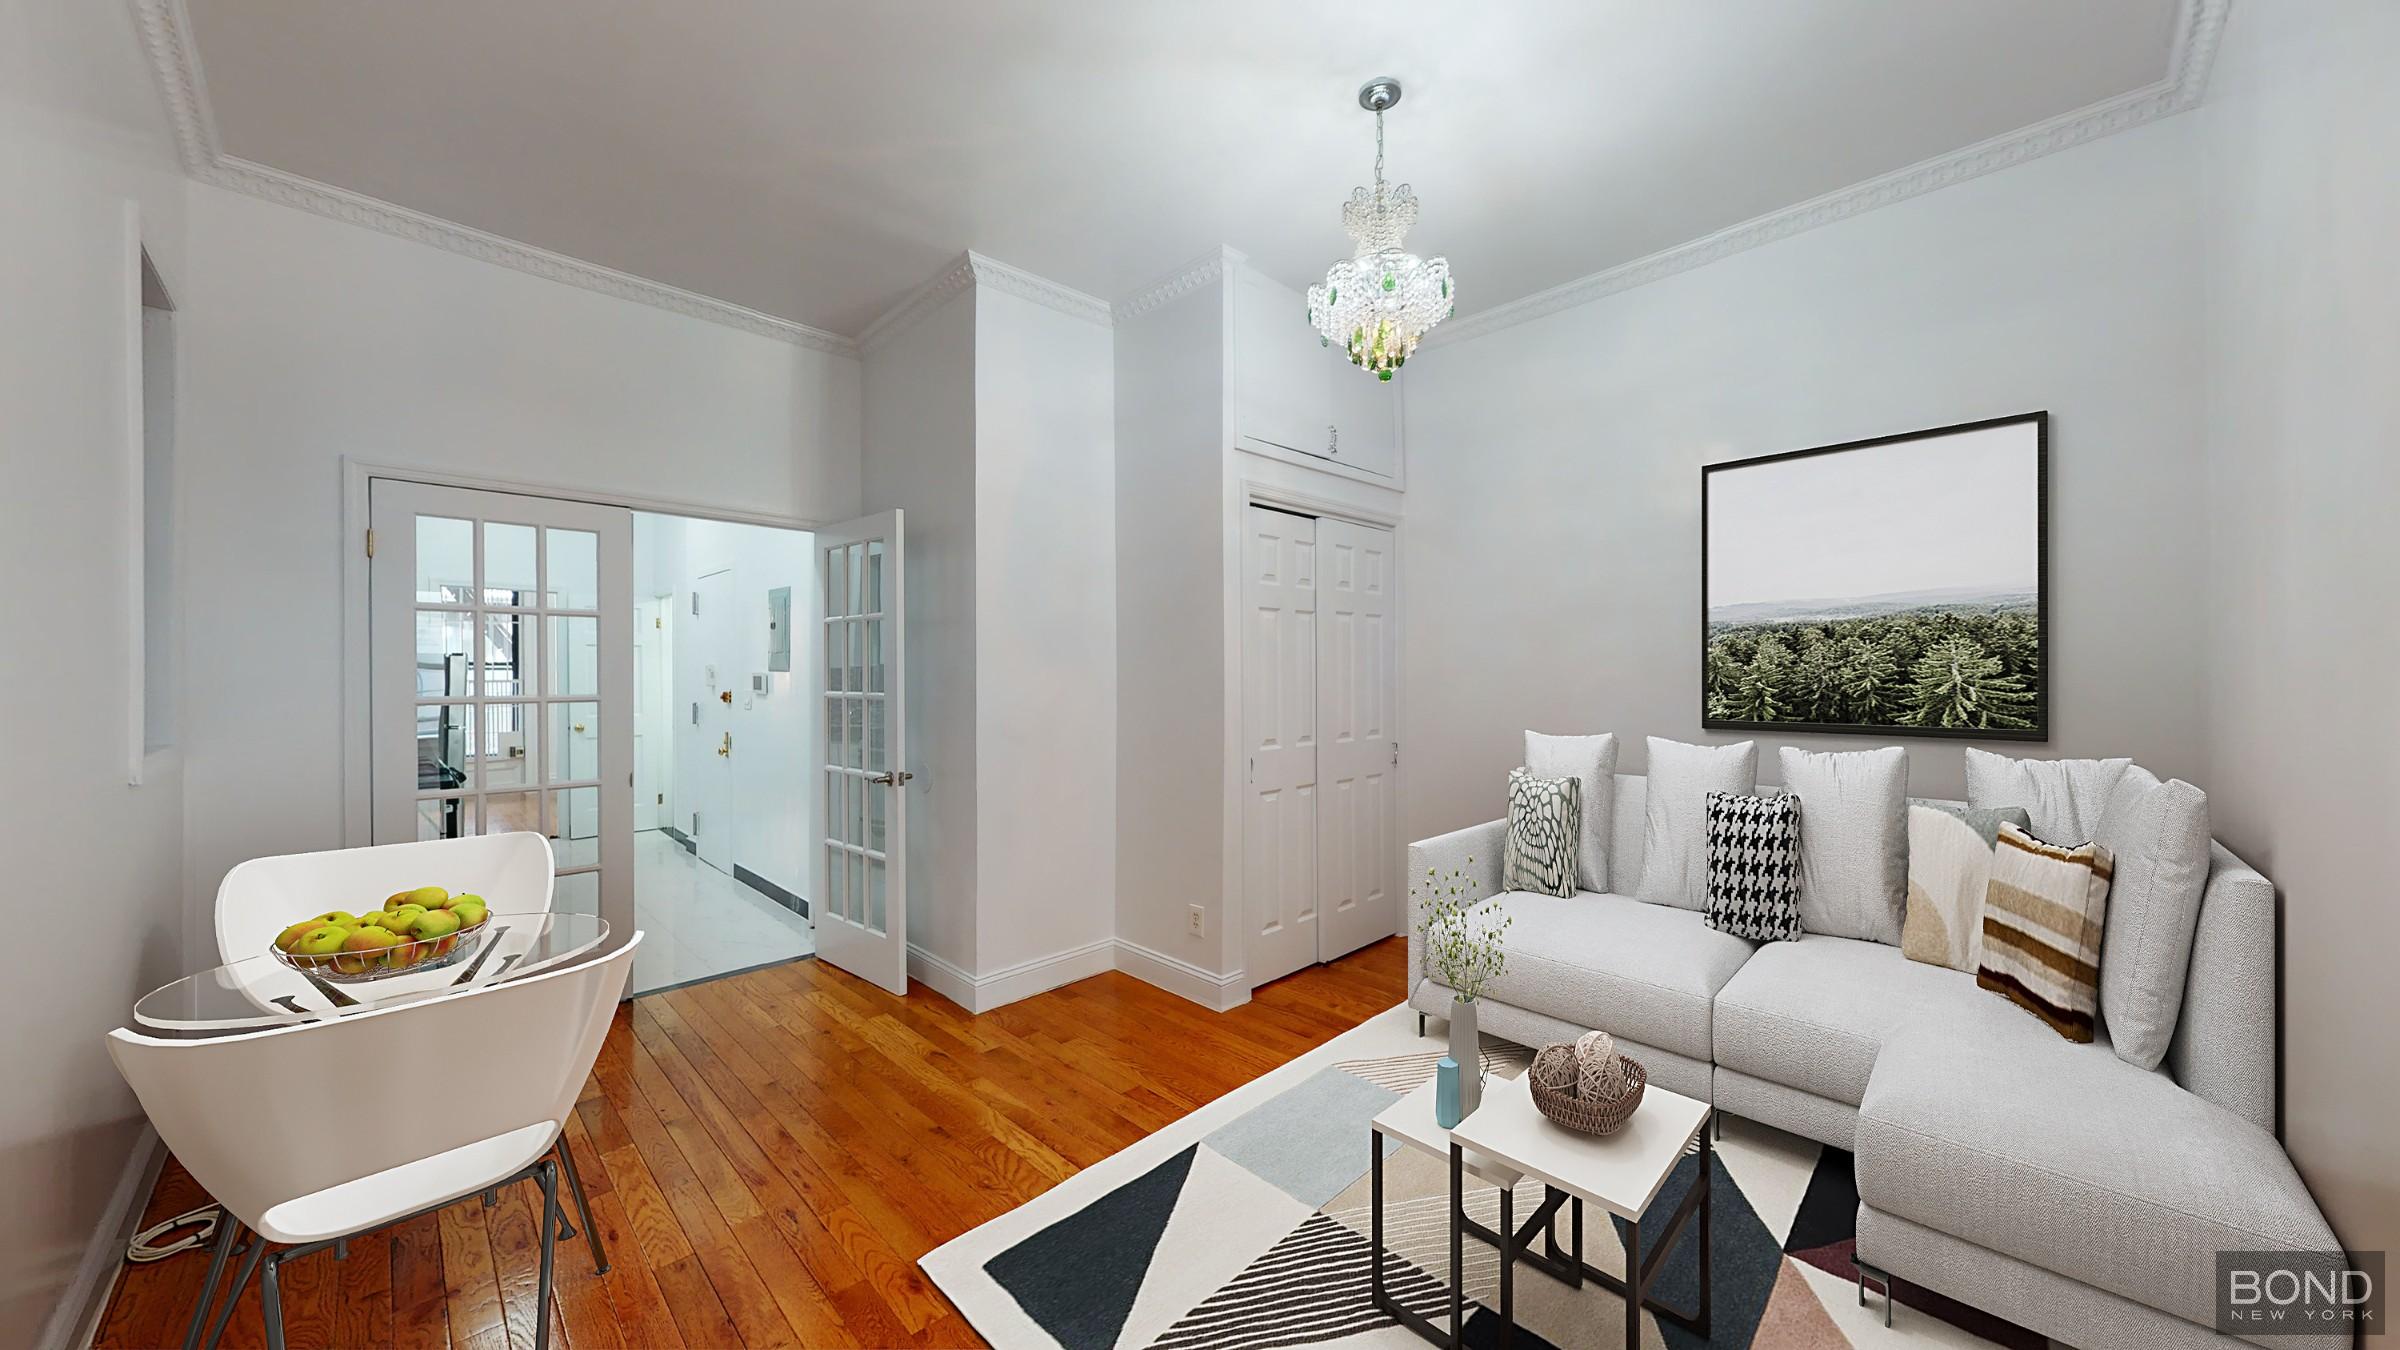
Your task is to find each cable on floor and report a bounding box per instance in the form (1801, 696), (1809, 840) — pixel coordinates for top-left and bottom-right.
(127, 1206), (220, 1263)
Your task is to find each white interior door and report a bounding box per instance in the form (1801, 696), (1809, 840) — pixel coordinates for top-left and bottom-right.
(687, 569), (736, 872)
(1242, 505), (1320, 988)
(1316, 517), (1398, 960)
(369, 480), (634, 930)
(633, 597), (665, 831)
(815, 511), (906, 995)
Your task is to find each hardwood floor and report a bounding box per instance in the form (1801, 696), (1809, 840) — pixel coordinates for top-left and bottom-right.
(95, 937), (1406, 1349)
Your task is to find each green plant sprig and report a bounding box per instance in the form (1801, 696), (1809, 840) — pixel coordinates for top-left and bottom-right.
(1412, 858), (1511, 1002)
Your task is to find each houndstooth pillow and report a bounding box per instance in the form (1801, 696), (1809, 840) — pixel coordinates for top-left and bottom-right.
(1704, 791), (1802, 941)
(1503, 768), (1582, 898)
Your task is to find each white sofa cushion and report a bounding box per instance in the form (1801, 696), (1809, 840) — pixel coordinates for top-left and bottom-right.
(1421, 890), (1753, 1062)
(2092, 767), (2211, 1071)
(1963, 749), (2131, 845)
(1858, 1015), (2339, 1332)
(1526, 731), (1618, 892)
(1712, 934), (1994, 1105)
(1779, 745), (1909, 943)
(1634, 737), (1758, 911)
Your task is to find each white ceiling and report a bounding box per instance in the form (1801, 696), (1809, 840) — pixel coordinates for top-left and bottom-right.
(182, 0), (2186, 338)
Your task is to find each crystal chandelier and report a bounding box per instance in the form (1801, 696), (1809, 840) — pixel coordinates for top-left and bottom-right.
(1307, 77), (1453, 380)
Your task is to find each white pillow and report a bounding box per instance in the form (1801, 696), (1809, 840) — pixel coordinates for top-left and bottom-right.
(1635, 737), (1758, 910)
(2092, 766), (2211, 1071)
(1963, 749), (2131, 844)
(1526, 731), (1617, 892)
(1779, 746), (1908, 944)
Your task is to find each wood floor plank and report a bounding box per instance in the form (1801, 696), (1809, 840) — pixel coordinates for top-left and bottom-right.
(92, 936), (1406, 1350)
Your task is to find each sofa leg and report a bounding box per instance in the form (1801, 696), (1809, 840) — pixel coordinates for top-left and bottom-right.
(1855, 1258), (1894, 1327)
(1417, 1012), (1426, 1038)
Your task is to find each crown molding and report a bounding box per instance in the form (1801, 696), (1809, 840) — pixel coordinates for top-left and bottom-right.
(858, 250), (1112, 354)
(1428, 0), (2227, 350)
(1115, 246), (1248, 323)
(129, 0), (859, 358)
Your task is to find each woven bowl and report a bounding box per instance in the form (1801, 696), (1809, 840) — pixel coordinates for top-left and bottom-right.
(1529, 1047), (1646, 1136)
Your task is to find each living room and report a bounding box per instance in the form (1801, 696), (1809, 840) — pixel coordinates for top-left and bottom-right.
(6, 1), (2392, 1348)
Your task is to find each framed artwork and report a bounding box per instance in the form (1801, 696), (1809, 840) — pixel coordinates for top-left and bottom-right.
(1701, 412), (2047, 740)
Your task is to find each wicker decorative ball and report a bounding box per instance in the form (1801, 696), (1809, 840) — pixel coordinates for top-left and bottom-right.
(1530, 1034), (1645, 1136)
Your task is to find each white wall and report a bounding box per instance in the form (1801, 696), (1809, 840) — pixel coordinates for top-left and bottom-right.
(175, 182), (862, 944)
(1398, 115), (2208, 843)
(861, 290), (980, 980)
(636, 512), (820, 899)
(2198, 0), (2399, 1259)
(0, 0), (191, 1337)
(973, 286), (1117, 976)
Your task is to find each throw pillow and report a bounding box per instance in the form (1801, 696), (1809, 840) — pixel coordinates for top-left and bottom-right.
(1778, 745), (1909, 944)
(1634, 737), (1759, 911)
(2091, 766), (2211, 1071)
(1963, 749), (2133, 848)
(1901, 802), (2033, 972)
(1978, 822), (2113, 1043)
(1704, 791), (1802, 941)
(1502, 768), (1582, 899)
(1525, 731), (1618, 892)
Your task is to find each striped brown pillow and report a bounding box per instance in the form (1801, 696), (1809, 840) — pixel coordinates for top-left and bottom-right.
(1977, 822), (2113, 1043)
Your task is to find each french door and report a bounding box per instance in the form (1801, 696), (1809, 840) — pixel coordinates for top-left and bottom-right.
(369, 480), (635, 936)
(815, 510), (908, 995)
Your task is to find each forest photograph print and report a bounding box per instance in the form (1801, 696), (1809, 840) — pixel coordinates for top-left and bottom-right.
(1702, 413), (2046, 739)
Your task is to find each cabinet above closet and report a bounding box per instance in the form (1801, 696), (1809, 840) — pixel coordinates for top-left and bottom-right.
(1230, 262), (1404, 487)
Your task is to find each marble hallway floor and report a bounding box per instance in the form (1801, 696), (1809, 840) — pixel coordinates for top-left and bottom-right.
(627, 829), (815, 995)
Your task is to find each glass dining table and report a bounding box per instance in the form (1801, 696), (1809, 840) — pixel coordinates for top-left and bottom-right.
(133, 914), (611, 1037)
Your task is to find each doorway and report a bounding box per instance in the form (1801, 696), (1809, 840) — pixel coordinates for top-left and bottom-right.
(364, 476), (907, 999)
(1241, 503), (1400, 989)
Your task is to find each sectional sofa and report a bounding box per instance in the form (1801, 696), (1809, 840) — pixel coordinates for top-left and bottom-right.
(1408, 770), (2340, 1350)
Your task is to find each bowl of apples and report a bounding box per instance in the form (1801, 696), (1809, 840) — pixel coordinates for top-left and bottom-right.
(269, 886), (494, 983)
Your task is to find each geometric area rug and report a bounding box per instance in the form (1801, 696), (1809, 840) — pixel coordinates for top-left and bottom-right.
(923, 1005), (2049, 1349)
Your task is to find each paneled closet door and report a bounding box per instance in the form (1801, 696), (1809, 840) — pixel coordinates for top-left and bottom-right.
(1315, 517), (1398, 961)
(1242, 506), (1320, 988)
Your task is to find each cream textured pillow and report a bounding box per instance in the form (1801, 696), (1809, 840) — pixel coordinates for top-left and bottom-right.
(1963, 749), (2132, 847)
(1902, 802), (2032, 972)
(1525, 731), (1617, 892)
(2092, 767), (2211, 1071)
(1634, 737), (1758, 911)
(1779, 745), (1908, 944)
(1979, 823), (2112, 1043)
(1502, 768), (1582, 899)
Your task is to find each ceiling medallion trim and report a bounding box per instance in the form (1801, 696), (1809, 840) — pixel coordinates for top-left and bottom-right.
(1428, 0), (2225, 350)
(857, 251), (1113, 355)
(129, 0), (859, 358)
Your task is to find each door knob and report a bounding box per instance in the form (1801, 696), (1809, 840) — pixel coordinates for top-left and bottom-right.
(571, 723), (587, 734)
(717, 732), (732, 758)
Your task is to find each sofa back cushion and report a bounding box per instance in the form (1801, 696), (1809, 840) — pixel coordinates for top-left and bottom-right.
(2093, 767), (2212, 1071)
(1609, 773), (1648, 892)
(1780, 746), (1909, 944)
(1633, 738), (1759, 910)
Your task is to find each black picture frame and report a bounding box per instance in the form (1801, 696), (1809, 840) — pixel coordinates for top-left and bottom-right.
(1699, 411), (2048, 741)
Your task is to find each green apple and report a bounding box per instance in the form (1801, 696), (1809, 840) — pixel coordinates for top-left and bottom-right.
(413, 908), (463, 956)
(308, 909), (357, 928)
(384, 890), (418, 909)
(436, 891), (484, 912)
(450, 900), (489, 932)
(291, 923), (349, 966)
(352, 910), (395, 932)
(385, 905), (429, 934)
(335, 925), (403, 974)
(275, 920), (322, 952)
(409, 885), (449, 907)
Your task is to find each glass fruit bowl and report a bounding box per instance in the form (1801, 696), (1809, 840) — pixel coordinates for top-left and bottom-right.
(269, 922), (491, 984)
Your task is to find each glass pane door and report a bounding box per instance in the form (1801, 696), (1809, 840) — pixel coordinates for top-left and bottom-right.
(814, 511), (905, 995)
(371, 481), (633, 936)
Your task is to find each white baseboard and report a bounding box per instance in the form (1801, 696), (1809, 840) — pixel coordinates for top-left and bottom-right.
(41, 1124), (165, 1350)
(1113, 940), (1250, 1011)
(908, 938), (1118, 1014)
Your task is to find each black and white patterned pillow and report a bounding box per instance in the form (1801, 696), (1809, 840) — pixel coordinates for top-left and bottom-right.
(1503, 768), (1582, 899)
(1704, 791), (1802, 941)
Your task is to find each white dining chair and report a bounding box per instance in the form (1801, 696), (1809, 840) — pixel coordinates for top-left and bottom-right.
(109, 933), (639, 1350)
(204, 831), (611, 1282)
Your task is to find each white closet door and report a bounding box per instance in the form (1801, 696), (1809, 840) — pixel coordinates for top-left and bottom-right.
(1315, 517), (1398, 961)
(1242, 506), (1320, 988)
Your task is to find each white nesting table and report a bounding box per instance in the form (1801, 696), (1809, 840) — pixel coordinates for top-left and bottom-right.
(1448, 1073), (1713, 1349)
(1367, 1077), (1530, 1348)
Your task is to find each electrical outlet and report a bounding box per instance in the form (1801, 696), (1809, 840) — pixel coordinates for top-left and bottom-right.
(1187, 905), (1206, 938)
